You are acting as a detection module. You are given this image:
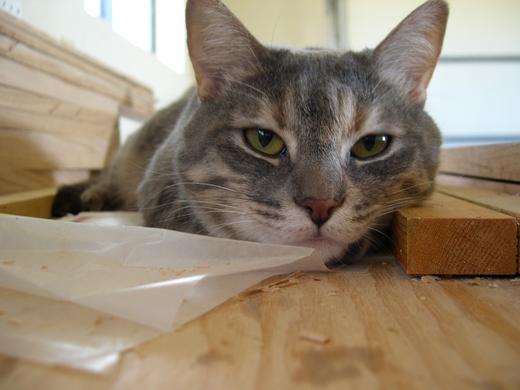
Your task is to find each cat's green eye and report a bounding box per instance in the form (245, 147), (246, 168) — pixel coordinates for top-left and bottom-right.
(244, 128), (286, 156)
(351, 134), (391, 160)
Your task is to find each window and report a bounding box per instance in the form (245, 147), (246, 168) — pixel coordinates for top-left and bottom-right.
(84, 0), (186, 74)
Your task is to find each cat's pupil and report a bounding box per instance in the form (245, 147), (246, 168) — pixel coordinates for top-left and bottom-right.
(362, 135), (376, 151)
(257, 129), (273, 147)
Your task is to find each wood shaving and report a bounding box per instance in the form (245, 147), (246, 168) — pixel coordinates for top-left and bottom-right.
(487, 282), (499, 288)
(312, 277), (322, 281)
(1, 260), (14, 265)
(328, 291), (339, 296)
(421, 276), (440, 283)
(419, 296), (427, 301)
(241, 273), (304, 297)
(467, 277), (481, 286)
(267, 279), (298, 289)
(94, 315), (104, 326)
(510, 278), (520, 286)
(299, 330), (330, 345)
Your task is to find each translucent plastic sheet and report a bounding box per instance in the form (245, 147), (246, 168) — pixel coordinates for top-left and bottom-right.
(0, 214), (325, 373)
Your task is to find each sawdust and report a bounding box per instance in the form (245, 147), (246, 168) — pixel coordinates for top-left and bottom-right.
(1, 259), (14, 265)
(467, 277), (481, 286)
(8, 318), (21, 326)
(420, 276), (440, 283)
(241, 272), (304, 296)
(94, 315), (104, 326)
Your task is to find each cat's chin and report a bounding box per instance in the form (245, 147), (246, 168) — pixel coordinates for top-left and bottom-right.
(289, 237), (348, 265)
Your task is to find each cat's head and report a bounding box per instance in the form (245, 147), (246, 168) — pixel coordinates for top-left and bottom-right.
(175, 0), (448, 265)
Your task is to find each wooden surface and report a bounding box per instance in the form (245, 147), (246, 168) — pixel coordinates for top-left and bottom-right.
(440, 143), (520, 182)
(392, 192), (518, 275)
(0, 188), (56, 218)
(0, 257), (519, 389)
(437, 173), (520, 196)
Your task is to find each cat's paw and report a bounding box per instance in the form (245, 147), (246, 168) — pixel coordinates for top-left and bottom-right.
(51, 182), (89, 217)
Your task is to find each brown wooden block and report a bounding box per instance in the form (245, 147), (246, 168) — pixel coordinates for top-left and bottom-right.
(392, 192), (518, 275)
(437, 185), (520, 273)
(0, 188), (56, 218)
(440, 143), (520, 182)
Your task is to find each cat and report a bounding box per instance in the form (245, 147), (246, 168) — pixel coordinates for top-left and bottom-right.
(52, 0), (448, 267)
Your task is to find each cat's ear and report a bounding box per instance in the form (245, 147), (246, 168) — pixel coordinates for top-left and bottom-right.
(373, 0), (448, 105)
(186, 0), (265, 99)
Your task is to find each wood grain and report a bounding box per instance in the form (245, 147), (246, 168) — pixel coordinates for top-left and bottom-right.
(0, 85), (115, 124)
(437, 185), (520, 272)
(0, 257), (519, 389)
(440, 143), (520, 182)
(437, 173), (520, 196)
(0, 187), (56, 217)
(0, 57), (119, 115)
(0, 128), (110, 170)
(392, 192), (517, 275)
(0, 103), (116, 170)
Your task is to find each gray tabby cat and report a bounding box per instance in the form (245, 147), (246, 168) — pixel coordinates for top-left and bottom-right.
(53, 0), (448, 266)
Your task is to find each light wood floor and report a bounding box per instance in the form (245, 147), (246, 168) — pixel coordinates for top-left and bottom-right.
(1, 255), (519, 389)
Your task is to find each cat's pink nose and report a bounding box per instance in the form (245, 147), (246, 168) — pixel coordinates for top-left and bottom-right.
(300, 198), (339, 227)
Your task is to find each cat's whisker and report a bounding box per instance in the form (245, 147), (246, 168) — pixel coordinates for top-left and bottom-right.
(139, 198), (245, 211)
(366, 226), (394, 245)
(175, 210), (254, 221)
(205, 219), (258, 236)
(155, 205), (250, 225)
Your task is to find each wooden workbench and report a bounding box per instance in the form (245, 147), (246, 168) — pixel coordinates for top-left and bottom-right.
(1, 256), (519, 389)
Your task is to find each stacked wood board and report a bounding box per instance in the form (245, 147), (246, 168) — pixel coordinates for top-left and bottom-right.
(393, 143), (520, 275)
(0, 11), (154, 195)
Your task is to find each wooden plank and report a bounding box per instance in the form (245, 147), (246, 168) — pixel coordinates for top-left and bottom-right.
(0, 34), (126, 103)
(0, 11), (154, 118)
(0, 85), (116, 124)
(437, 173), (520, 196)
(440, 143), (520, 182)
(0, 169), (90, 195)
(1, 258), (520, 388)
(0, 57), (119, 115)
(392, 192), (517, 275)
(0, 105), (115, 170)
(0, 129), (109, 170)
(0, 187), (56, 217)
(437, 185), (520, 272)
(0, 106), (115, 136)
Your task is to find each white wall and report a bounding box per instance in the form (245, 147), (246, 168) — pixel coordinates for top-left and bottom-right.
(225, 0), (333, 48)
(20, 0), (192, 110)
(345, 0), (520, 142)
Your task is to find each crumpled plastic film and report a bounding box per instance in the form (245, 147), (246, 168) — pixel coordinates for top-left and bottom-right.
(0, 214), (326, 373)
